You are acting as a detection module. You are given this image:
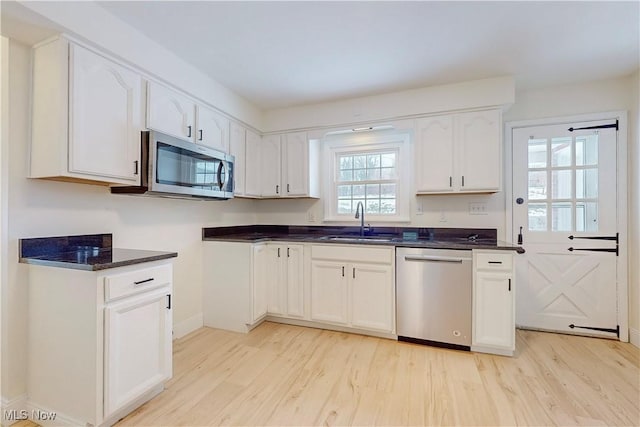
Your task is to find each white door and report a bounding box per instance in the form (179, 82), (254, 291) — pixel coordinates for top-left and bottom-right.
(310, 260), (348, 325)
(350, 263), (394, 333)
(261, 135), (282, 197)
(252, 244), (268, 322)
(146, 81), (195, 141)
(473, 272), (514, 349)
(69, 44), (141, 182)
(457, 109), (501, 192)
(196, 105), (229, 152)
(266, 245), (286, 316)
(104, 289), (172, 417)
(283, 132), (308, 196)
(286, 245), (305, 318)
(512, 119), (620, 338)
(414, 115), (455, 192)
(244, 129), (262, 197)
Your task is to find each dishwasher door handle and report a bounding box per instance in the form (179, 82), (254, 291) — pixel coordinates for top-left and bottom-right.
(404, 255), (468, 263)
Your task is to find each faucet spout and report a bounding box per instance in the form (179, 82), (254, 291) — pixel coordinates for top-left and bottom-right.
(355, 201), (365, 236)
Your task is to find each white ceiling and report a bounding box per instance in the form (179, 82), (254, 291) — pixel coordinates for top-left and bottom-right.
(60, 2), (640, 109)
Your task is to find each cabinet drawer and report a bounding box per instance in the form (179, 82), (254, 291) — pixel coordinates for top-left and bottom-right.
(475, 252), (513, 270)
(105, 264), (172, 302)
(311, 245), (393, 264)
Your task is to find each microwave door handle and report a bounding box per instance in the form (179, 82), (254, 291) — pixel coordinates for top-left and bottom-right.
(217, 162), (225, 190)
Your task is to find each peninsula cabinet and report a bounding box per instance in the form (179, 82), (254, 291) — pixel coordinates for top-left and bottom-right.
(30, 36), (142, 185)
(415, 109), (501, 194)
(260, 132), (320, 198)
(203, 242), (267, 332)
(147, 81), (230, 153)
(27, 260), (173, 426)
(310, 244), (395, 334)
(472, 250), (515, 356)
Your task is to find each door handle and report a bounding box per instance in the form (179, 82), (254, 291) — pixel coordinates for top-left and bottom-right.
(352, 267), (355, 279)
(404, 256), (467, 263)
(568, 233), (618, 243)
(508, 278), (511, 292)
(187, 125), (192, 138)
(134, 160), (139, 175)
(133, 278), (154, 286)
(166, 294), (172, 309)
(198, 129), (203, 141)
(342, 266), (344, 277)
(517, 226), (523, 245)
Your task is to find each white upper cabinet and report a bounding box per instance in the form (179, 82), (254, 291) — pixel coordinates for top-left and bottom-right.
(229, 121), (247, 196)
(30, 37), (142, 185)
(260, 132), (320, 198)
(146, 81), (195, 141)
(147, 82), (230, 153)
(415, 109), (501, 193)
(261, 135), (283, 197)
(196, 104), (230, 152)
(244, 129), (263, 197)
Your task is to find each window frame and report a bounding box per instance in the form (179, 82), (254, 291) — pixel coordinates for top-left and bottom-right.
(322, 131), (411, 223)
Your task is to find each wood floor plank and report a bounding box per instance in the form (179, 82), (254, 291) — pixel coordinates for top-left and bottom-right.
(114, 322), (640, 427)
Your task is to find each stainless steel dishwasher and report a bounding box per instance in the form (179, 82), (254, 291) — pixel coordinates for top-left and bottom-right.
(396, 247), (472, 350)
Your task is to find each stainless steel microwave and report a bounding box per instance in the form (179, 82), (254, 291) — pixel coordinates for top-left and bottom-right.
(111, 130), (234, 200)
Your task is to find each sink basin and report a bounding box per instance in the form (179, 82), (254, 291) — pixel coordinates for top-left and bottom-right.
(319, 236), (396, 242)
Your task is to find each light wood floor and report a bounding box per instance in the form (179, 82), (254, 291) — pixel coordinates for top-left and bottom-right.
(116, 322), (639, 426)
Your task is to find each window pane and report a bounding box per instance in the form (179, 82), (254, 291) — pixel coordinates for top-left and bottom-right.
(380, 199), (396, 214)
(381, 153), (395, 167)
(576, 168), (598, 198)
(576, 202), (598, 232)
(367, 154), (380, 168)
(337, 185), (351, 199)
(365, 184), (380, 197)
(551, 138), (572, 167)
(354, 169), (367, 181)
(380, 167), (395, 180)
(339, 170), (353, 182)
(366, 199), (380, 214)
(353, 155), (366, 169)
(528, 139), (547, 168)
(352, 185), (365, 198)
(528, 204), (547, 231)
(338, 200), (352, 214)
(381, 184), (396, 197)
(551, 202), (572, 231)
(576, 135), (598, 166)
(528, 171), (547, 199)
(339, 156), (353, 170)
(551, 170), (572, 199)
(366, 169), (380, 180)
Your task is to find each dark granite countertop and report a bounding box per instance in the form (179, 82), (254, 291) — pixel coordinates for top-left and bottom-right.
(202, 225), (525, 253)
(19, 234), (178, 271)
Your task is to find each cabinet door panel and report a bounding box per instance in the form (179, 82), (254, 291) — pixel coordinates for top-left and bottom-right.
(229, 122), (246, 195)
(266, 245), (286, 316)
(197, 105), (229, 153)
(310, 261), (348, 325)
(286, 245), (305, 318)
(283, 132), (308, 196)
(252, 245), (268, 321)
(415, 115), (455, 192)
(69, 45), (141, 181)
(457, 110), (501, 191)
(261, 135), (282, 197)
(104, 289), (171, 417)
(244, 130), (262, 197)
(473, 272), (513, 348)
(147, 81), (195, 141)
(350, 263), (394, 333)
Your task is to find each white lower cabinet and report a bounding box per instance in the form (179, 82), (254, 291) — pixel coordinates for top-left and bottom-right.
(472, 250), (515, 356)
(203, 242), (268, 332)
(310, 245), (395, 334)
(264, 243), (305, 318)
(27, 261), (173, 426)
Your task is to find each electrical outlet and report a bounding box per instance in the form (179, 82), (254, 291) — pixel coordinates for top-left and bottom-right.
(307, 211), (316, 223)
(439, 211), (447, 222)
(416, 202), (423, 215)
(469, 202), (488, 215)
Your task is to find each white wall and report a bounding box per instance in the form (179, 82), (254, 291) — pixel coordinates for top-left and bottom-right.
(628, 70), (640, 344)
(0, 39), (257, 404)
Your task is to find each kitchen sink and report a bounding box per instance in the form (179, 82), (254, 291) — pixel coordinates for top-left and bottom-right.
(319, 236), (397, 242)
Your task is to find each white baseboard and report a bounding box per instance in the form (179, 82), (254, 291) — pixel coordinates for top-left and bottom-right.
(1, 394), (27, 426)
(173, 312), (203, 339)
(630, 327), (640, 348)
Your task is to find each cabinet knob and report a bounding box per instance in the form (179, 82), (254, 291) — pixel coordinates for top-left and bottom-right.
(187, 125), (192, 138)
(198, 129), (203, 141)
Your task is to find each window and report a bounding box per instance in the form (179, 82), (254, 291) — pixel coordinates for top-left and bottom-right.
(323, 131), (410, 222)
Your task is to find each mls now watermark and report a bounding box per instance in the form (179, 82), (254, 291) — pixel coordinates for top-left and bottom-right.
(4, 409), (57, 421)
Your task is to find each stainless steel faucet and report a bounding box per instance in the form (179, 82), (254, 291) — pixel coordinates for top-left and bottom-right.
(355, 201), (365, 236)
